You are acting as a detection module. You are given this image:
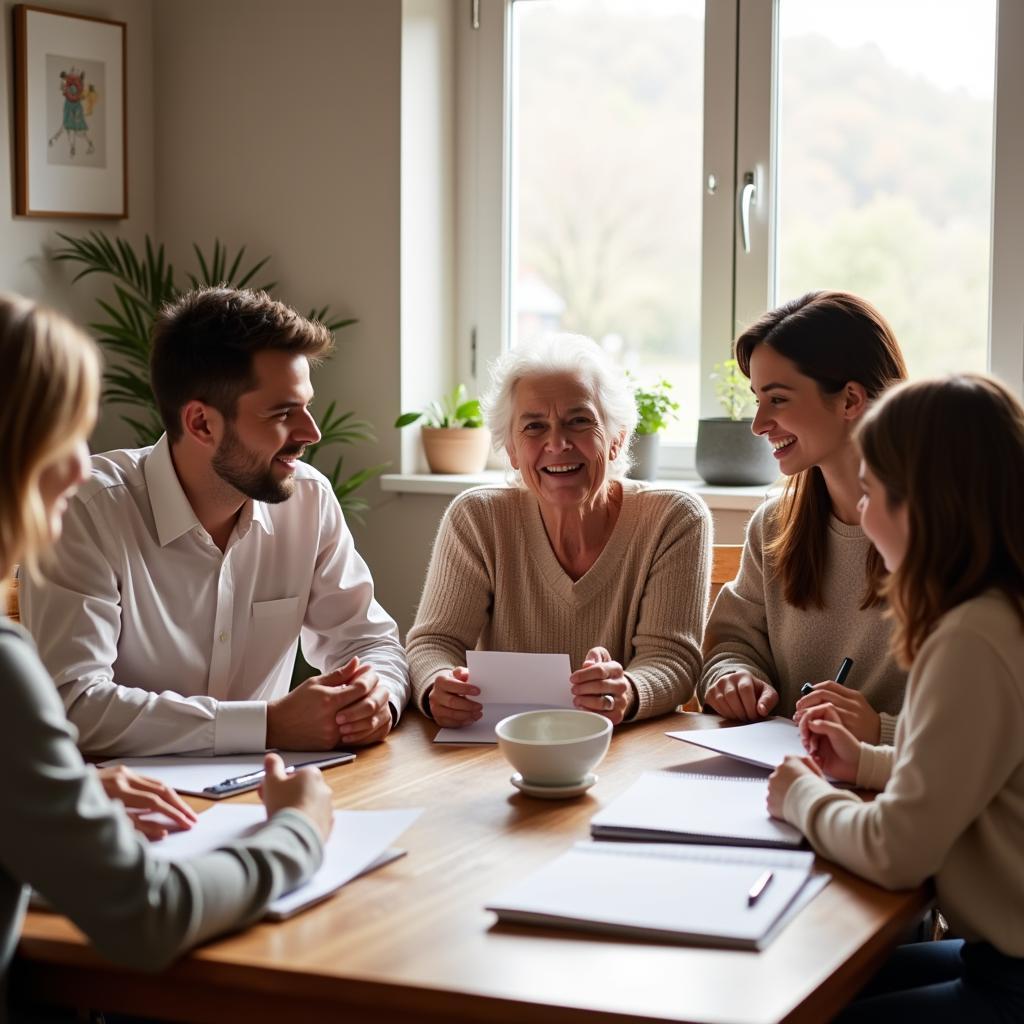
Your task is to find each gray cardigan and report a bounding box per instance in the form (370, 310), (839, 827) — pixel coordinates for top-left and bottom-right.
(0, 618), (322, 1019)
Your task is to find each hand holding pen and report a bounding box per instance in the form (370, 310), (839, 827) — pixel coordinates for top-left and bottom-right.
(793, 657), (883, 744)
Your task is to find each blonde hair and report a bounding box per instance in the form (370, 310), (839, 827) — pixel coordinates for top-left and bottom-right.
(0, 294), (100, 588)
(857, 374), (1024, 666)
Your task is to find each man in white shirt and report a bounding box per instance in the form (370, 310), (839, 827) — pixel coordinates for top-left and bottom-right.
(22, 286), (409, 757)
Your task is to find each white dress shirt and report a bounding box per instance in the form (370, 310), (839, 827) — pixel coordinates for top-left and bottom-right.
(21, 435), (409, 756)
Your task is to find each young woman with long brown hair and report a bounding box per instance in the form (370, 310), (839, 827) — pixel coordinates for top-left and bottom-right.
(698, 291), (909, 744)
(0, 294), (333, 1015)
(768, 374), (1024, 1020)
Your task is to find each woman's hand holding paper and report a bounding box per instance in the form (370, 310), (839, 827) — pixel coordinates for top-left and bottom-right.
(570, 647), (635, 725)
(428, 667), (483, 728)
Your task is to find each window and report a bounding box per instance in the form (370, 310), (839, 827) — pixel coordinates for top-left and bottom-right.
(458, 0), (1024, 475)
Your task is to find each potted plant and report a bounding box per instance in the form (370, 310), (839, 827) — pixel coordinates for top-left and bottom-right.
(695, 359), (777, 486)
(395, 384), (491, 474)
(627, 378), (679, 481)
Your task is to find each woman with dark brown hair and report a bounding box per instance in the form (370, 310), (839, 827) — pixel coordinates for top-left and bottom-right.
(768, 374), (1024, 1020)
(698, 291), (909, 744)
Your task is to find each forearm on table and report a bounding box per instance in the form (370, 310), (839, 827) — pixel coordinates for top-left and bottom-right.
(61, 678), (267, 757)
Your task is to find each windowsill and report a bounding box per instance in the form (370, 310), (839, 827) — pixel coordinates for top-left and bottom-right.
(380, 471), (774, 512)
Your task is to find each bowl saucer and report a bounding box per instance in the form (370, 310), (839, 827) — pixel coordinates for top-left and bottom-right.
(510, 772), (597, 799)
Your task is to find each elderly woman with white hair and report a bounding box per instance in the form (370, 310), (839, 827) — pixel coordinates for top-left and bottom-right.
(406, 335), (711, 728)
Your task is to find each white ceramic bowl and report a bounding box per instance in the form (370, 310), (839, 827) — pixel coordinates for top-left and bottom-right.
(495, 709), (612, 787)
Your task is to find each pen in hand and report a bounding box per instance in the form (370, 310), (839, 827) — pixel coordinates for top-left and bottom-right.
(800, 656), (854, 698)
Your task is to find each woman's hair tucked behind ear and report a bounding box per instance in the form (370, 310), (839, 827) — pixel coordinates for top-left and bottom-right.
(857, 373), (1024, 667)
(0, 294), (100, 580)
(735, 291), (908, 610)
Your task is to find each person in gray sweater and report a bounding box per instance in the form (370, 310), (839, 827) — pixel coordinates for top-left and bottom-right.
(0, 293), (333, 1021)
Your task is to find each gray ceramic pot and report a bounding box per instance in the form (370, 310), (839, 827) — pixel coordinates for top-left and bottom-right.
(627, 432), (660, 481)
(695, 418), (778, 486)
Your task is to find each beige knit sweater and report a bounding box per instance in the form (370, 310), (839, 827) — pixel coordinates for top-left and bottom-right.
(783, 591), (1024, 955)
(406, 482), (711, 720)
(699, 500), (907, 744)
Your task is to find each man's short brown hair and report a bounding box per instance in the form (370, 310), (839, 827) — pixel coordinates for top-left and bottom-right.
(150, 287), (334, 441)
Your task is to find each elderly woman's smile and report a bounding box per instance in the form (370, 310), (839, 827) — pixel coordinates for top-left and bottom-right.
(508, 372), (614, 507)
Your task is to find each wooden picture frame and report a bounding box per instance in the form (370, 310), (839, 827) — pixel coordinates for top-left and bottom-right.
(13, 5), (127, 218)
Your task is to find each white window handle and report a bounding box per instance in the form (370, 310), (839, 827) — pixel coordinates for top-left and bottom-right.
(740, 171), (757, 254)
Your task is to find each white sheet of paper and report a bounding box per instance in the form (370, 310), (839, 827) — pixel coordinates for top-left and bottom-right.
(98, 751), (355, 798)
(666, 717), (807, 771)
(434, 651), (573, 744)
(148, 804), (421, 918)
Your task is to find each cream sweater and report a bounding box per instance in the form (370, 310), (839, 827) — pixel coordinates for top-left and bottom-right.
(783, 591), (1024, 955)
(699, 500), (907, 744)
(407, 483), (711, 720)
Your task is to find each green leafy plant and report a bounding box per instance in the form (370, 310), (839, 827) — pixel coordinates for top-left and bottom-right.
(711, 359), (755, 421)
(631, 378), (680, 436)
(394, 384), (483, 429)
(52, 231), (386, 518)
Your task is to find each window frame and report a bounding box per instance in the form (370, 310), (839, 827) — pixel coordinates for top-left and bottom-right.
(455, 0), (1024, 478)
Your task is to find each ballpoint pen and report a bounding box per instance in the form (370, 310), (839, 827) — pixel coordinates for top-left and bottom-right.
(800, 656), (854, 698)
(202, 752), (356, 796)
(747, 869), (774, 906)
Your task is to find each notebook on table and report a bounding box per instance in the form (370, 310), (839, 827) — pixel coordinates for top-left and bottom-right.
(590, 770), (803, 849)
(486, 841), (829, 951)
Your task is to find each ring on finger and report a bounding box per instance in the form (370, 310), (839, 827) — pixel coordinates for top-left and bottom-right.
(601, 693), (615, 711)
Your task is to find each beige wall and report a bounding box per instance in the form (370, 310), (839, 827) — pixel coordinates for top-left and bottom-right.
(0, 0), (156, 453)
(151, 0), (431, 624)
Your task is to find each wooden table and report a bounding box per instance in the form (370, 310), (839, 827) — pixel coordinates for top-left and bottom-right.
(16, 712), (929, 1024)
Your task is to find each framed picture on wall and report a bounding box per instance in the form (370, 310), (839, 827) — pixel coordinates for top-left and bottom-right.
(13, 5), (127, 218)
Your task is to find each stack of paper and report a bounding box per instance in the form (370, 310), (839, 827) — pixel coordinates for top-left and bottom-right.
(487, 842), (828, 950)
(149, 804), (421, 919)
(434, 651), (573, 744)
(590, 771), (803, 848)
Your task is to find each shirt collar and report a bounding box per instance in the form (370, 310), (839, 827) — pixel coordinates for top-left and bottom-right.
(145, 435), (201, 547)
(144, 434), (277, 546)
(250, 498), (275, 537)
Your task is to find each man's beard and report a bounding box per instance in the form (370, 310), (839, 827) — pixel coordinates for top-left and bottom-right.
(211, 423), (301, 504)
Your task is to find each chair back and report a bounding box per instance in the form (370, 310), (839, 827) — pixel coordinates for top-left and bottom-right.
(681, 545), (744, 714)
(710, 544), (742, 605)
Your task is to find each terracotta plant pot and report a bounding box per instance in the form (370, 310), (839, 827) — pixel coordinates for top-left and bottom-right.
(421, 427), (491, 474)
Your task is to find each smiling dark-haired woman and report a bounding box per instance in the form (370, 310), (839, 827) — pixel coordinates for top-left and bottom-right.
(698, 291), (909, 744)
(407, 334), (711, 730)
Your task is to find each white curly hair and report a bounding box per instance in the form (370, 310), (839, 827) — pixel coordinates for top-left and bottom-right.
(481, 333), (638, 482)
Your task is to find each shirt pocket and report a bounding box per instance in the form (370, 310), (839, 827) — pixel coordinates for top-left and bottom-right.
(244, 596), (303, 695)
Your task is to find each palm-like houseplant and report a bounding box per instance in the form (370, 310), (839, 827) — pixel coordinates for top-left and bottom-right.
(52, 232), (386, 517)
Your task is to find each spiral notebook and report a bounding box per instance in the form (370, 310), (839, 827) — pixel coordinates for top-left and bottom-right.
(487, 841), (829, 950)
(590, 770), (803, 849)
